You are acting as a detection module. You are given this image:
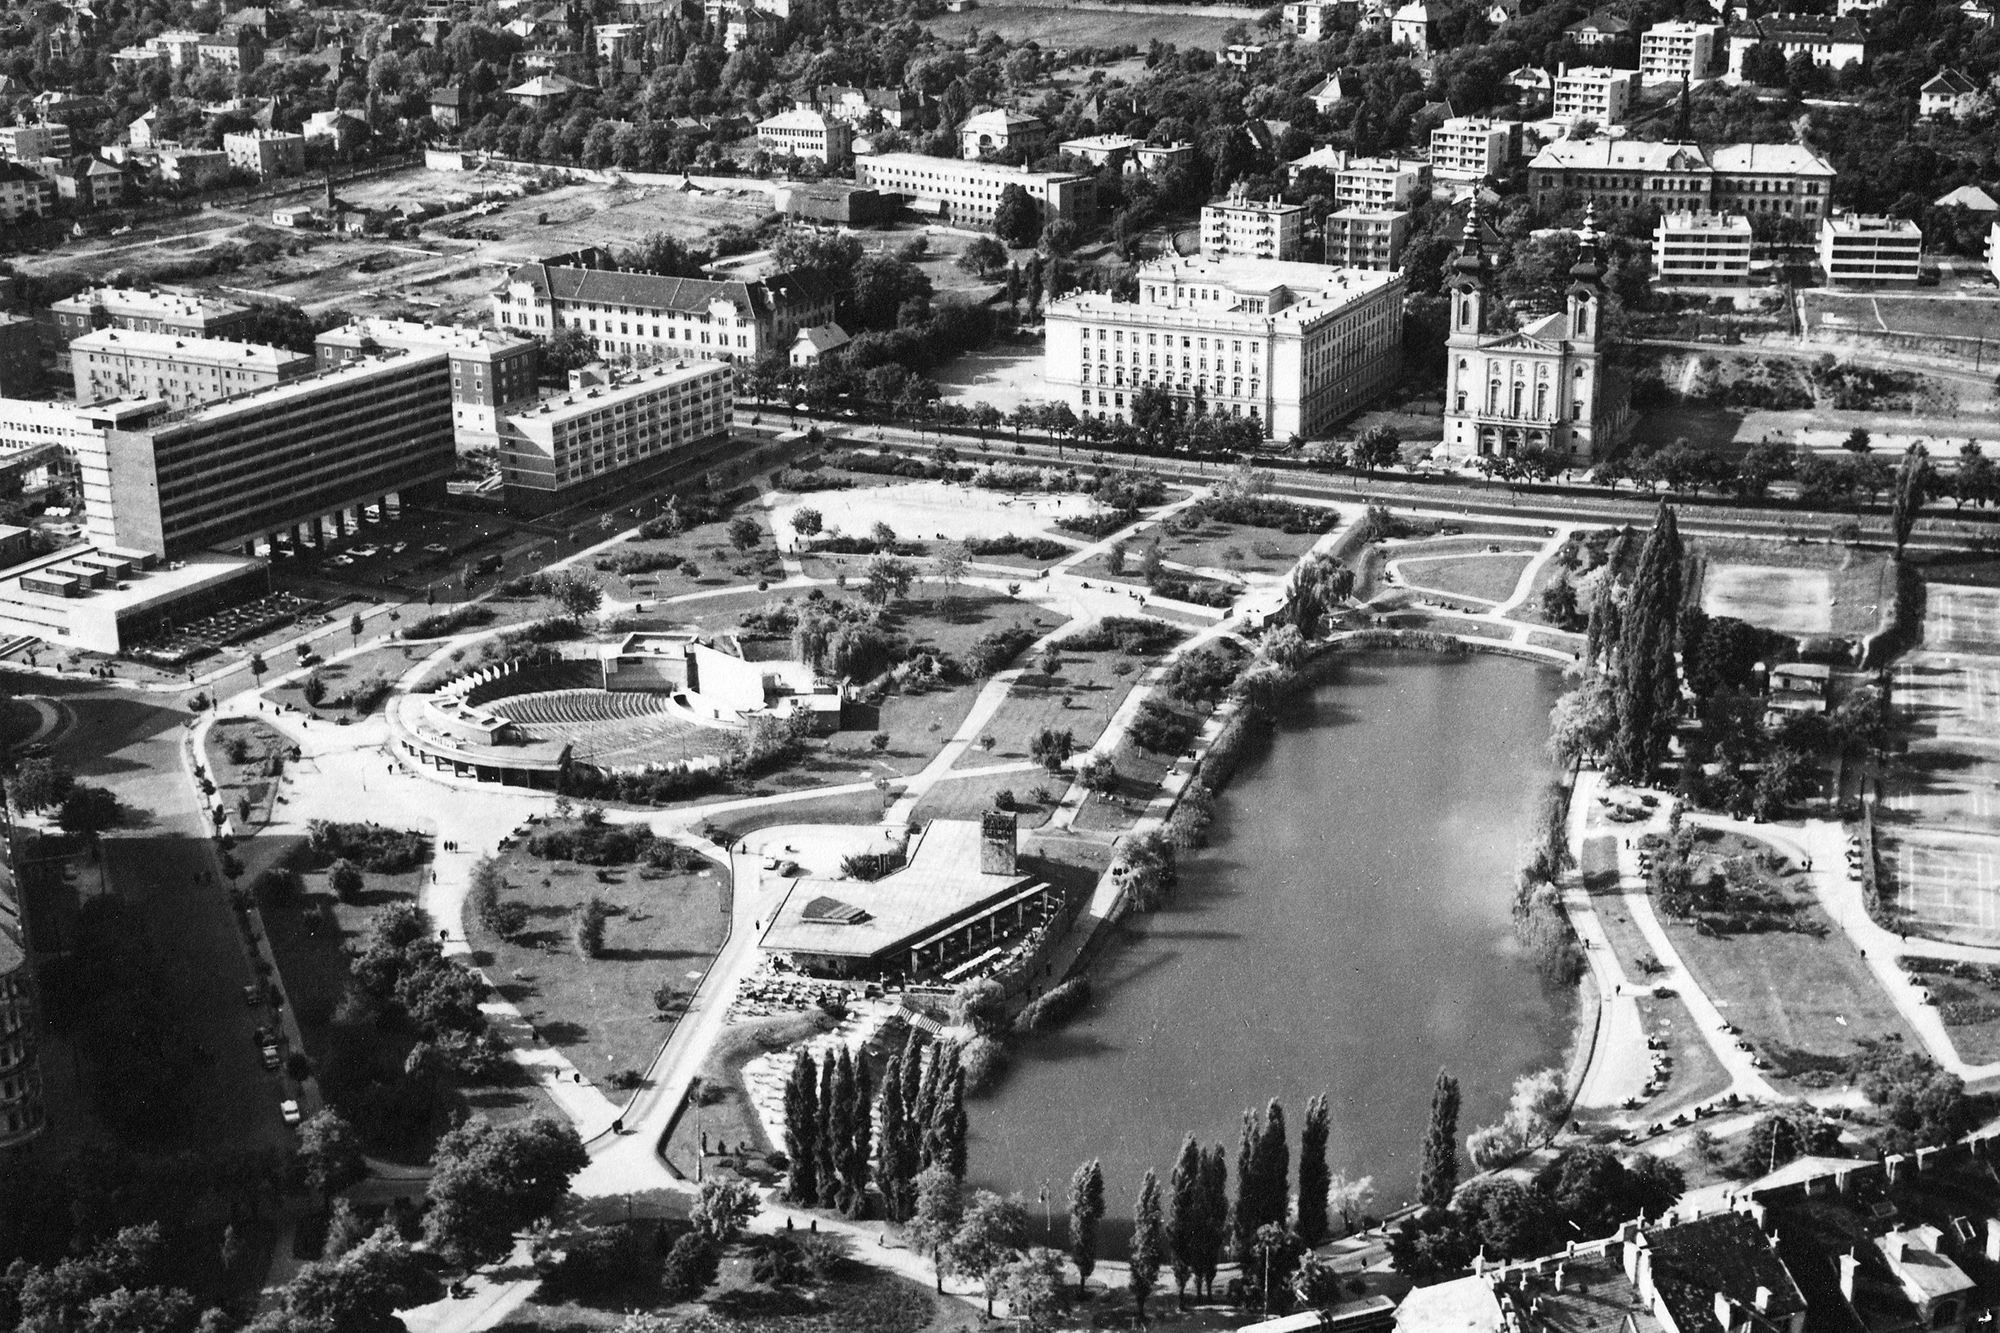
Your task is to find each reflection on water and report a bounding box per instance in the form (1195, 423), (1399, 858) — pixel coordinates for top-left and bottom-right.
(969, 654), (1572, 1231)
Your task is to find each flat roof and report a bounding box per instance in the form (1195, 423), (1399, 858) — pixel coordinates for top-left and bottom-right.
(761, 820), (1039, 960)
(119, 346), (450, 438)
(70, 326), (310, 371)
(508, 359), (729, 427)
(51, 284), (251, 319)
(859, 152), (1089, 186)
(1823, 213), (1921, 236)
(0, 547), (258, 615)
(316, 316), (535, 356)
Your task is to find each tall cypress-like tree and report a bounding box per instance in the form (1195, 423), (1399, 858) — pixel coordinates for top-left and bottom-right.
(935, 1065), (968, 1179)
(1068, 1159), (1106, 1297)
(1611, 503), (1684, 781)
(1233, 1108), (1260, 1265)
(841, 1056), (873, 1215)
(876, 1050), (906, 1219)
(1296, 1093), (1331, 1248)
(1418, 1068), (1462, 1211)
(1892, 443), (1930, 556)
(1197, 1145), (1230, 1300)
(783, 1050), (819, 1205)
(1130, 1169), (1164, 1323)
(816, 1049), (842, 1210)
(1165, 1134), (1201, 1310)
(1256, 1100), (1289, 1238)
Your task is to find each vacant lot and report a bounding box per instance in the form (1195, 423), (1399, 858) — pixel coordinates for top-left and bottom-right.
(924, 5), (1245, 46)
(470, 832), (731, 1084)
(1700, 564), (1833, 635)
(1802, 291), (2000, 341)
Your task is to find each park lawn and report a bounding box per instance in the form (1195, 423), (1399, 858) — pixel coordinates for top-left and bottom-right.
(1392, 613), (1516, 639)
(911, 768), (1057, 828)
(1635, 992), (1735, 1119)
(0, 697), (43, 747)
(1899, 958), (2000, 1065)
(469, 846), (732, 1086)
(493, 1245), (954, 1333)
(591, 503), (785, 604)
(1659, 840), (1919, 1088)
(699, 788), (890, 844)
(1147, 519), (1326, 575)
(817, 679), (987, 779)
(658, 1009), (835, 1180)
(950, 657), (1141, 771)
(1514, 554), (1580, 629)
(1394, 553), (1535, 604)
(263, 643), (425, 714)
(1070, 703), (1208, 838)
(1394, 535), (1547, 560)
(1529, 629), (1586, 655)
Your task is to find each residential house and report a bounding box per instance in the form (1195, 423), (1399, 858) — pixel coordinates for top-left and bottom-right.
(1726, 14), (1867, 74)
(1921, 69), (1980, 119)
(1565, 12), (1630, 44)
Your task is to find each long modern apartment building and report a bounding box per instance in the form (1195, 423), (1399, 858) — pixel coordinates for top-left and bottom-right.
(70, 328), (312, 407)
(498, 361), (732, 512)
(493, 249), (837, 365)
(50, 286), (257, 370)
(1528, 138), (1835, 218)
(81, 350), (455, 558)
(855, 153), (1095, 228)
(316, 318), (541, 450)
(1045, 256), (1404, 440)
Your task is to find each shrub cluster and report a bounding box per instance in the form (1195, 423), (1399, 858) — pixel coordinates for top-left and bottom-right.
(1012, 977), (1091, 1034)
(308, 821), (429, 873)
(404, 605), (495, 639)
(965, 624), (1037, 676)
(964, 534), (1069, 560)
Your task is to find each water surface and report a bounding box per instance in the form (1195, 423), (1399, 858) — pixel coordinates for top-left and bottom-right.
(970, 653), (1572, 1228)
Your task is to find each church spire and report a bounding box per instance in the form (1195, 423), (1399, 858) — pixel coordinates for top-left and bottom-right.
(1569, 200), (1602, 286)
(1452, 196), (1486, 277)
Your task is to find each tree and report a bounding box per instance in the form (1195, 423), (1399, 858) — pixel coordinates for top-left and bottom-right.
(1001, 1248), (1070, 1333)
(909, 1164), (965, 1291)
(349, 612), (364, 644)
(1129, 1169), (1164, 1322)
(539, 325), (597, 383)
(993, 184), (1039, 247)
(1040, 219), (1080, 256)
(690, 1178), (760, 1242)
(11, 756), (74, 811)
(329, 858), (365, 904)
(1165, 1135), (1202, 1309)
(959, 235), (1009, 278)
(948, 1190), (1029, 1315)
(1418, 1069), (1461, 1211)
(790, 507), (822, 539)
(783, 1050), (820, 1204)
(728, 516), (762, 552)
(278, 1232), (438, 1333)
(1030, 728), (1074, 773)
(1610, 504), (1683, 782)
(1296, 1094), (1331, 1247)
(303, 674), (328, 708)
(1067, 1159), (1106, 1297)
(298, 1108), (367, 1199)
(661, 1233), (721, 1301)
(58, 784), (119, 836)
(1326, 1173), (1375, 1235)
(1843, 427), (1872, 453)
(935, 542), (969, 604)
(1892, 443), (1931, 556)
(422, 1117), (591, 1271)
(863, 555), (914, 606)
(1353, 424), (1402, 470)
(546, 571), (603, 619)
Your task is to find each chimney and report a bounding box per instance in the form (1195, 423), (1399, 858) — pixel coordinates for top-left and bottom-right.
(1715, 1292), (1736, 1332)
(1840, 1253), (1860, 1302)
(1555, 1265), (1567, 1292)
(1987, 1219), (2000, 1264)
(979, 810), (1017, 874)
(1755, 1287), (1773, 1314)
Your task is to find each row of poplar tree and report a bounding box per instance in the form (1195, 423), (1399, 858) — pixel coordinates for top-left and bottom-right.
(780, 1031), (969, 1220)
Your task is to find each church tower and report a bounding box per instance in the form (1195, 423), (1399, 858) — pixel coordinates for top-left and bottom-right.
(1565, 201), (1603, 348)
(1564, 202), (1607, 454)
(1446, 197), (1488, 346)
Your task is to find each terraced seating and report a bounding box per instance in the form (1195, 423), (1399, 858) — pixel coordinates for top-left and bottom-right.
(489, 688), (671, 726)
(463, 660), (601, 707)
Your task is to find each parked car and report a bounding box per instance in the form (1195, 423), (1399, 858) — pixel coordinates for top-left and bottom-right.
(261, 1043), (281, 1071)
(279, 1099), (301, 1126)
(242, 985), (261, 1007)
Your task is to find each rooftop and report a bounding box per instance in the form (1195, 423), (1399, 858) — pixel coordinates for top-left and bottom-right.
(960, 108), (1045, 131)
(317, 316), (535, 355)
(860, 151), (1090, 185)
(761, 819), (1040, 960)
(760, 106), (837, 130)
(52, 285), (251, 319)
(507, 358), (729, 427)
(70, 327), (309, 371)
(1658, 209), (1754, 231)
(1822, 213), (1922, 236)
(109, 347), (448, 439)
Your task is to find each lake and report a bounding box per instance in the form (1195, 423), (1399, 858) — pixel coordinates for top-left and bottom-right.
(970, 653), (1574, 1232)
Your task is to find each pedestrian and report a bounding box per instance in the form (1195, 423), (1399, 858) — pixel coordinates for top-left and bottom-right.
(810, 1219), (817, 1233)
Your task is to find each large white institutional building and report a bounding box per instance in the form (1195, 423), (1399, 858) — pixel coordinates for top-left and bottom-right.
(1044, 256), (1404, 440)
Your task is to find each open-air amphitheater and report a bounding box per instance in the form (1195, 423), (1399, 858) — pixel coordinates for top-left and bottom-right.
(389, 630), (844, 787)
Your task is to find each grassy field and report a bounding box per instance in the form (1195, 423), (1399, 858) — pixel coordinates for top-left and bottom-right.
(658, 1009), (833, 1179)
(1660, 831), (1917, 1088)
(1634, 992), (1734, 1118)
(1395, 553), (1535, 603)
(951, 660), (1136, 771)
(206, 717), (294, 828)
(1802, 291), (2000, 341)
(922, 5), (1246, 47)
(1139, 517), (1327, 577)
(1700, 565), (1833, 635)
(1694, 539), (1896, 640)
(1901, 957), (2000, 1065)
(911, 769), (1058, 827)
(469, 831), (732, 1085)
(264, 643), (423, 714)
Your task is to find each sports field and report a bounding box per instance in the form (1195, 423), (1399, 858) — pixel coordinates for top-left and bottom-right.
(1801, 291), (2000, 341)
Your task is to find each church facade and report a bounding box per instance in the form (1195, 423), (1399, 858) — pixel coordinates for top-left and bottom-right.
(1440, 202), (1630, 463)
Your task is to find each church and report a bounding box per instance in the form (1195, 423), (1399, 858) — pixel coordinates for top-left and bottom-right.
(1440, 201), (1630, 463)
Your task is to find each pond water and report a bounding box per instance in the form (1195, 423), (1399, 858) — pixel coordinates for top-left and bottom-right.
(969, 653), (1574, 1234)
